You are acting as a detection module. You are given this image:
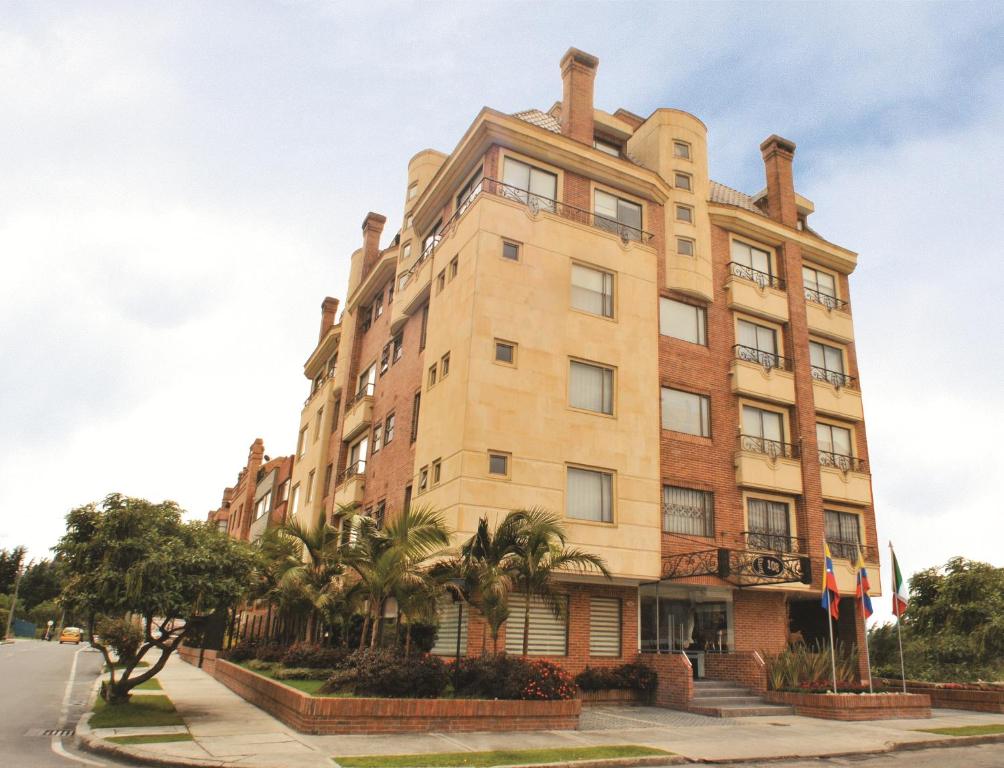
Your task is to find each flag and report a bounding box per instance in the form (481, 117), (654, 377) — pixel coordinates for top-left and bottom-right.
(891, 547), (909, 617)
(855, 550), (873, 619)
(821, 541), (840, 620)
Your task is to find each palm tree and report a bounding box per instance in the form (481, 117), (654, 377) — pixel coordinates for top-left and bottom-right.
(507, 508), (611, 657)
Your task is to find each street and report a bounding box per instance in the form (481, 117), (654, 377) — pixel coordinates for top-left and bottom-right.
(727, 743), (1004, 766)
(0, 638), (113, 767)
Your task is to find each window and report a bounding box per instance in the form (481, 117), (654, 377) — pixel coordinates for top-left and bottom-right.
(569, 360), (614, 415)
(567, 466), (613, 523)
(323, 464), (333, 496)
(392, 333), (404, 363)
(330, 398), (341, 434)
(675, 204), (693, 223)
(430, 599), (469, 656)
(593, 137), (621, 157)
(348, 436), (369, 475)
(327, 352), (338, 377)
(217, 520), (228, 533)
(803, 266), (839, 308)
(380, 342), (390, 375)
(314, 406), (324, 441)
(357, 364), (376, 399)
(387, 278), (394, 304)
(456, 167), (483, 214)
(449, 256), (458, 280)
(419, 466), (429, 493)
(673, 140), (691, 159)
(660, 298), (706, 345)
(441, 352), (450, 378)
(361, 304), (372, 332)
(594, 189), (642, 239)
(747, 498), (792, 552)
(494, 339), (516, 365)
(809, 340), (849, 387)
(502, 240), (520, 261)
(419, 303), (429, 350)
(407, 182), (417, 200)
(589, 597), (621, 657)
(677, 237), (695, 256)
(374, 291), (383, 317)
(663, 486), (714, 537)
(384, 412), (395, 443)
(374, 500), (386, 529)
(372, 422), (383, 453)
(674, 172), (692, 191)
(736, 319), (780, 368)
(422, 219), (442, 257)
(277, 479), (289, 502)
(410, 392), (421, 442)
(817, 422), (854, 469)
(297, 427), (308, 458)
(305, 470), (315, 503)
(403, 484), (412, 512)
(502, 157), (557, 211)
(254, 491), (272, 521)
(289, 484), (301, 517)
(432, 458), (441, 485)
(741, 405), (786, 456)
(488, 451), (509, 477)
(571, 263), (614, 318)
(661, 388), (710, 437)
(437, 270), (446, 293)
(506, 595), (568, 655)
(406, 214), (413, 230)
(825, 510), (862, 559)
(428, 364), (437, 387)
(401, 242), (412, 262)
(730, 240), (773, 283)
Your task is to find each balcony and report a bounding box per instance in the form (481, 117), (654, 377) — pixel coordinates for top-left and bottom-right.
(341, 384), (374, 441)
(725, 262), (789, 322)
(730, 345), (796, 405)
(827, 540), (877, 562)
(333, 462), (366, 506)
(812, 367), (864, 421)
(805, 289), (854, 343)
(735, 435), (803, 495)
(819, 451), (872, 505)
(742, 530), (807, 555)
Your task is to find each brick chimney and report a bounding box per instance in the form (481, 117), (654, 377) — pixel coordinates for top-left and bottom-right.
(319, 296), (339, 341)
(759, 135), (798, 228)
(361, 212), (387, 277)
(559, 48), (599, 145)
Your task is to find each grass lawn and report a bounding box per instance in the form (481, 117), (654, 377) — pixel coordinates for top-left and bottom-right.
(106, 733), (193, 745)
(238, 663), (351, 697)
(917, 724), (1004, 737)
(134, 678), (162, 691)
(335, 745), (673, 767)
(105, 661), (151, 671)
(90, 695), (184, 729)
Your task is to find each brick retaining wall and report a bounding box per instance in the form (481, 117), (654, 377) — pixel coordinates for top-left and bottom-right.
(894, 685), (1004, 714)
(704, 651), (767, 693)
(640, 652), (693, 710)
(579, 688), (646, 705)
(764, 691), (931, 720)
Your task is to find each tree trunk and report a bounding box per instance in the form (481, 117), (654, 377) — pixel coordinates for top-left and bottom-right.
(370, 609), (382, 648)
(359, 614), (370, 650)
(405, 622), (412, 656)
(306, 611), (316, 643)
(522, 593), (530, 657)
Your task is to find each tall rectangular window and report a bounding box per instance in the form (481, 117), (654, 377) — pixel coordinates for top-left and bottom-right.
(456, 166), (483, 214)
(589, 597), (621, 657)
(571, 263), (614, 318)
(349, 436), (369, 475)
(747, 498), (791, 552)
(323, 464), (333, 496)
(392, 332), (404, 363)
(502, 157), (557, 210)
(594, 189), (642, 239)
(731, 240), (773, 279)
(569, 360), (614, 415)
(660, 298), (706, 345)
(736, 319), (780, 368)
(358, 364), (375, 398)
(290, 484), (301, 517)
(661, 388), (710, 437)
(410, 392), (421, 442)
(419, 303), (429, 350)
(305, 470), (315, 503)
(825, 510), (862, 559)
(505, 596), (568, 656)
(314, 407), (324, 441)
(663, 486), (714, 537)
(809, 340), (848, 386)
(567, 466), (613, 523)
(741, 405), (785, 455)
(803, 265), (838, 307)
(816, 422), (854, 469)
(297, 427), (308, 457)
(384, 412), (395, 443)
(372, 422), (383, 453)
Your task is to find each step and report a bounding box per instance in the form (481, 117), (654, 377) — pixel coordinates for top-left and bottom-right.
(689, 703), (796, 718)
(694, 679), (743, 688)
(690, 695), (766, 706)
(692, 686), (753, 696)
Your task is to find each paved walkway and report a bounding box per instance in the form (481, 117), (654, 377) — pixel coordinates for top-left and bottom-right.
(97, 656), (1004, 766)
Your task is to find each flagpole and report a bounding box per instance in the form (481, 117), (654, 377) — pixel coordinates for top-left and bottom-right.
(891, 542), (907, 694)
(858, 551), (873, 693)
(825, 539), (838, 693)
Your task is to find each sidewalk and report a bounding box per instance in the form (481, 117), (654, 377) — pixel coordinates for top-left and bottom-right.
(81, 654), (1004, 766)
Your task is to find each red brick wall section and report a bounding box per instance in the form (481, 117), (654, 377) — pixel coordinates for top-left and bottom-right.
(177, 645), (218, 675)
(733, 590), (788, 654)
(558, 48), (598, 145)
(764, 690), (931, 720)
(640, 652), (693, 710)
(887, 686), (1004, 714)
(704, 651), (767, 693)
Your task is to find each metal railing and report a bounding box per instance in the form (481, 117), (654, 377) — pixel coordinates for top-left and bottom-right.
(339, 460), (366, 484)
(743, 530), (806, 554)
(738, 434), (800, 459)
(733, 344), (791, 372)
(347, 381), (375, 409)
(804, 287), (849, 311)
(727, 261), (785, 291)
(811, 365), (857, 390)
(818, 450), (868, 473)
(303, 367), (337, 406)
(399, 177), (654, 288)
(827, 540), (877, 561)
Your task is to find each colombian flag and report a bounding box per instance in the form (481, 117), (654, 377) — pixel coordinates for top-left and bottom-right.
(855, 551), (873, 619)
(821, 541), (841, 620)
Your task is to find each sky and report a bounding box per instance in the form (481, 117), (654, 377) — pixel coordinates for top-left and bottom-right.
(1, 1), (1002, 627)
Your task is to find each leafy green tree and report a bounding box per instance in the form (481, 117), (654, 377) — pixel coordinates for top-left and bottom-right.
(19, 558), (66, 610)
(0, 547), (26, 594)
(507, 509), (611, 657)
(55, 494), (255, 703)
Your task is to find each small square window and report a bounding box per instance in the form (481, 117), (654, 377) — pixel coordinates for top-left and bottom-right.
(675, 205), (693, 223)
(488, 452), (509, 477)
(677, 237), (695, 257)
(432, 459), (442, 485)
(450, 256), (458, 279)
(673, 141), (691, 160)
(502, 241), (520, 261)
(674, 172), (692, 191)
(428, 364), (437, 387)
(441, 352), (450, 377)
(494, 340), (516, 365)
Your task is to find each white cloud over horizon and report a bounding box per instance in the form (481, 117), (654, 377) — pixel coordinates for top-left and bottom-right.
(1, 1), (1002, 629)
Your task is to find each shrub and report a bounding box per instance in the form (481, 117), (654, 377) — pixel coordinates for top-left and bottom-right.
(764, 642), (859, 690)
(223, 639), (257, 663)
(273, 666), (335, 680)
(246, 659), (277, 672)
(574, 663), (657, 694)
(281, 641), (349, 669)
(95, 617), (144, 665)
(454, 655), (576, 700)
(615, 662), (658, 693)
(574, 666), (620, 691)
(254, 643), (288, 663)
(320, 649), (449, 698)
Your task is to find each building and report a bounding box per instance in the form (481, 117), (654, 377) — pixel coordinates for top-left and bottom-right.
(208, 438), (292, 542)
(289, 48), (879, 677)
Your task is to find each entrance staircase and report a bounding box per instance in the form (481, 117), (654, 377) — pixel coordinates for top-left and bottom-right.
(687, 679), (794, 717)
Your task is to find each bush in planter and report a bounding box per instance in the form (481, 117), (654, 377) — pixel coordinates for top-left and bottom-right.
(614, 662), (657, 693)
(574, 666), (620, 691)
(273, 666), (336, 680)
(320, 649), (449, 698)
(454, 655), (576, 701)
(575, 663), (657, 694)
(281, 641), (349, 669)
(254, 642), (288, 663)
(246, 659), (277, 672)
(223, 639), (258, 663)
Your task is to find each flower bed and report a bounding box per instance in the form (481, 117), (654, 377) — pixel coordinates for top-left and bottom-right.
(880, 679), (1004, 714)
(764, 690), (931, 720)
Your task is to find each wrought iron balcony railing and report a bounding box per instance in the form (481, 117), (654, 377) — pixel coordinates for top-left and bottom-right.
(727, 261), (785, 291)
(743, 530), (806, 554)
(827, 540), (877, 561)
(811, 365), (857, 390)
(804, 287), (849, 311)
(339, 460), (366, 484)
(348, 381), (375, 409)
(738, 434), (800, 459)
(818, 450), (868, 473)
(733, 344), (791, 372)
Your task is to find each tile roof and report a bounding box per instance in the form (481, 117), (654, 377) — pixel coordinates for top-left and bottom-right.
(513, 109), (561, 133)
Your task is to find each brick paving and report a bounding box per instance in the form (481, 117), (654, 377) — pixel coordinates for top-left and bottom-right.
(579, 704), (733, 730)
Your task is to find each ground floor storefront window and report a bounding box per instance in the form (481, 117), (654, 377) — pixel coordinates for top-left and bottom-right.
(639, 584), (733, 655)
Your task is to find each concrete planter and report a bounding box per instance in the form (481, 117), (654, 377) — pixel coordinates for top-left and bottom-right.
(764, 690), (931, 720)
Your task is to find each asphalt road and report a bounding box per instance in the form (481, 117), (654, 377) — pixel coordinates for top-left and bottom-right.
(709, 743), (1004, 766)
(0, 638), (120, 767)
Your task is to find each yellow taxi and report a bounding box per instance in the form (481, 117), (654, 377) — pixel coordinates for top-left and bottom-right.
(59, 627), (82, 644)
